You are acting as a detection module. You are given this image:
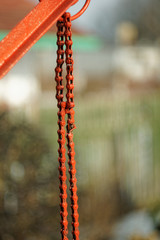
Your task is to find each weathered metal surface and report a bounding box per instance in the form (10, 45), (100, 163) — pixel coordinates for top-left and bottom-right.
(55, 13), (79, 240)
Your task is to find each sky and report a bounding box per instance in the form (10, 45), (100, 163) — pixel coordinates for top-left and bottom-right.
(69, 0), (119, 30)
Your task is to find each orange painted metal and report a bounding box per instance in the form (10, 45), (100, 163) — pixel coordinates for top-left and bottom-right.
(0, 0), (77, 79)
(56, 17), (69, 239)
(65, 13), (79, 240)
(55, 13), (79, 240)
(71, 0), (91, 21)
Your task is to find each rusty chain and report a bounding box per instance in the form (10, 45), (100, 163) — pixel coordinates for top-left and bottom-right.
(55, 15), (68, 240)
(55, 12), (79, 240)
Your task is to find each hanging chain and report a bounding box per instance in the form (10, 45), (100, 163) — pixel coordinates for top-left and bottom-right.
(64, 13), (79, 240)
(55, 16), (68, 240)
(55, 13), (79, 240)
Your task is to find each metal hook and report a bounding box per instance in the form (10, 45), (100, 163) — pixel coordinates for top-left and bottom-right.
(71, 0), (91, 21)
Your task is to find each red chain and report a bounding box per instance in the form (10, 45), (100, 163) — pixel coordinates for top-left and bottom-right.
(55, 13), (79, 240)
(55, 16), (68, 240)
(65, 13), (79, 240)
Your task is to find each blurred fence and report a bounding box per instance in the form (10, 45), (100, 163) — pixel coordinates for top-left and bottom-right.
(40, 90), (160, 207)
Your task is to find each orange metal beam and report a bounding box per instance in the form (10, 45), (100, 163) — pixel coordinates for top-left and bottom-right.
(0, 0), (77, 79)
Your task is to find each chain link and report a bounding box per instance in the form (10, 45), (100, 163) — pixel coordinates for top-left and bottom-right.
(55, 13), (79, 240)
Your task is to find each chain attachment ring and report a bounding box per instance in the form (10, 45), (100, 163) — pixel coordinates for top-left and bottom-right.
(71, 0), (91, 21)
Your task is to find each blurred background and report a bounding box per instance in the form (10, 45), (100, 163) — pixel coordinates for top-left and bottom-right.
(0, 0), (160, 239)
